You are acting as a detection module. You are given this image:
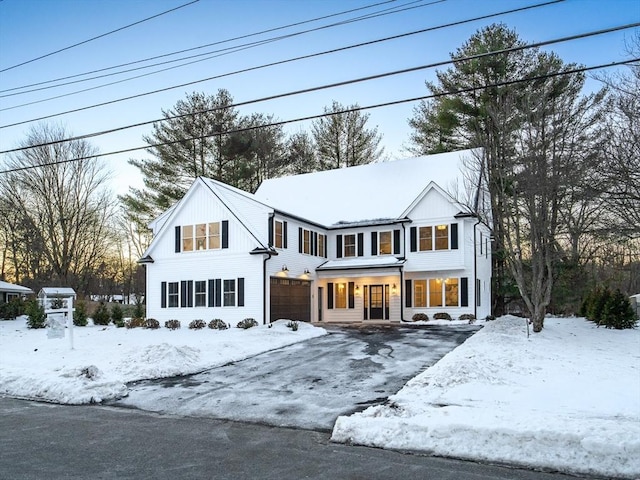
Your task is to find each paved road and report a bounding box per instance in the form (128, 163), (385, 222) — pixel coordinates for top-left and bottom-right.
(0, 397), (586, 480)
(112, 325), (479, 430)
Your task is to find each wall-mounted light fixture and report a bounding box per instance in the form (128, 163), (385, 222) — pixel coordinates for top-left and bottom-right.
(391, 283), (397, 295)
(303, 268), (310, 274)
(282, 265), (288, 272)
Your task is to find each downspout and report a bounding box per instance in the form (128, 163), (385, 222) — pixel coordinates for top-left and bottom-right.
(400, 222), (407, 322)
(263, 251), (272, 325)
(473, 217), (481, 320)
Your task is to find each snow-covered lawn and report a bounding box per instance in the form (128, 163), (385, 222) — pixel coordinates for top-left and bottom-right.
(332, 316), (640, 479)
(0, 318), (326, 404)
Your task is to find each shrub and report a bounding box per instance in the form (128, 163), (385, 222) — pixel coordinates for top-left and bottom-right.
(485, 315), (496, 321)
(142, 318), (160, 329)
(237, 318), (258, 329)
(459, 313), (476, 323)
(110, 304), (124, 327)
(433, 312), (452, 320)
(0, 297), (26, 320)
(286, 320), (299, 331)
(189, 319), (206, 330)
(600, 289), (637, 330)
(164, 319), (180, 330)
(583, 287), (612, 323)
(411, 313), (429, 322)
(208, 319), (228, 330)
(50, 298), (65, 310)
(73, 300), (89, 326)
(92, 302), (111, 326)
(25, 300), (46, 329)
(125, 317), (145, 329)
(133, 297), (145, 320)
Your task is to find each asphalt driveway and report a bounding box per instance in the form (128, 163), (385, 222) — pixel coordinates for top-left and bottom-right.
(111, 324), (479, 431)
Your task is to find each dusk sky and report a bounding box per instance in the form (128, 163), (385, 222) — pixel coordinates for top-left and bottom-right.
(1, 0), (638, 196)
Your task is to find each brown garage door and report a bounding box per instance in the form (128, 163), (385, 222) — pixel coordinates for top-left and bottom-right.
(270, 277), (311, 322)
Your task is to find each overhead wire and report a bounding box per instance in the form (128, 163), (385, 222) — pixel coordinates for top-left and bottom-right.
(0, 0), (443, 106)
(0, 0), (201, 73)
(0, 0), (404, 94)
(0, 0), (567, 128)
(1, 21), (637, 156)
(1, 57), (635, 175)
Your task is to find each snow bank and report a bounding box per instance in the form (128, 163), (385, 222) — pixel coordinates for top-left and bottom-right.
(0, 318), (326, 404)
(332, 316), (640, 479)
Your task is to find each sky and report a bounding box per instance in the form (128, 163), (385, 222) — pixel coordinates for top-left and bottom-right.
(0, 0), (638, 197)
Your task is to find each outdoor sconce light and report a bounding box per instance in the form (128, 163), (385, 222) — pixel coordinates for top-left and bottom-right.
(391, 283), (397, 295)
(282, 265), (288, 272)
(303, 268), (310, 274)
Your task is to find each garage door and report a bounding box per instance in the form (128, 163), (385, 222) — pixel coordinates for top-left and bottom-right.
(270, 277), (311, 322)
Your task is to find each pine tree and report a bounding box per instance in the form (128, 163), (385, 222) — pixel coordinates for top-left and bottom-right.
(601, 289), (637, 329)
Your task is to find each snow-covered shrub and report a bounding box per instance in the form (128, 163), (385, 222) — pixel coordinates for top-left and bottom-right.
(25, 300), (46, 329)
(208, 319), (228, 330)
(600, 290), (637, 329)
(286, 320), (299, 331)
(189, 319), (206, 330)
(125, 317), (144, 329)
(164, 319), (180, 330)
(0, 297), (25, 320)
(459, 313), (476, 323)
(237, 318), (258, 329)
(433, 312), (452, 320)
(110, 304), (124, 327)
(412, 313), (429, 322)
(485, 315), (496, 320)
(73, 300), (88, 326)
(143, 318), (160, 329)
(92, 302), (110, 326)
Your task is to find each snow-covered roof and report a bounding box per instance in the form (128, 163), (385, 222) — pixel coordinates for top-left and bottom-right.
(316, 257), (406, 271)
(0, 281), (33, 294)
(254, 149), (478, 226)
(38, 287), (76, 297)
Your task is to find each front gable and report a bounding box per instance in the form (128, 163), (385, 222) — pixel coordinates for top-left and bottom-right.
(402, 182), (468, 222)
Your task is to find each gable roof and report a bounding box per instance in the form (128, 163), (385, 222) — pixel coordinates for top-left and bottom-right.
(254, 149), (478, 226)
(0, 281), (33, 295)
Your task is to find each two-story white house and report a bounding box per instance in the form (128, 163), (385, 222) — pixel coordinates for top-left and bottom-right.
(140, 149), (492, 325)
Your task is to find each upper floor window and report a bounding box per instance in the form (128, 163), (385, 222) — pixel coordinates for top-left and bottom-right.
(275, 220), (284, 249)
(182, 222), (221, 251)
(209, 222), (221, 249)
(435, 224), (449, 250)
(344, 234), (356, 257)
(415, 224), (451, 251)
(419, 226), (432, 251)
(183, 225), (194, 251)
(303, 229), (311, 255)
(379, 231), (392, 255)
(318, 234), (325, 257)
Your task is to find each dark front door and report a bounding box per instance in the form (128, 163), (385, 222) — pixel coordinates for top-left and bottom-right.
(369, 285), (384, 320)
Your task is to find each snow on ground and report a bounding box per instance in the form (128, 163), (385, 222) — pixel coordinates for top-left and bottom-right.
(332, 316), (640, 479)
(0, 318), (326, 404)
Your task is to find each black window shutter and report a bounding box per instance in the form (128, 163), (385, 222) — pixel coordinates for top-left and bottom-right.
(237, 278), (245, 306)
(410, 227), (417, 252)
(336, 235), (343, 258)
(298, 227), (303, 253)
(161, 282), (167, 308)
(187, 280), (194, 307)
(283, 221), (288, 248)
(461, 277), (468, 307)
(222, 220), (229, 249)
(327, 283), (334, 309)
(324, 235), (328, 258)
(348, 282), (355, 308)
(175, 226), (181, 253)
(393, 229), (401, 255)
(208, 279), (215, 307)
(311, 231), (316, 256)
(313, 232), (318, 256)
(268, 218), (274, 247)
(215, 279), (222, 307)
(405, 279), (412, 308)
(451, 223), (459, 250)
(371, 232), (377, 256)
(180, 281), (187, 308)
(357, 233), (364, 257)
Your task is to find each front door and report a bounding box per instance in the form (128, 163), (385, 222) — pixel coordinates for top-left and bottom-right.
(369, 285), (384, 320)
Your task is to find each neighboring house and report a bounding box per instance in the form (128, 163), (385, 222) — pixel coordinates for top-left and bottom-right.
(0, 280), (33, 304)
(141, 149), (492, 325)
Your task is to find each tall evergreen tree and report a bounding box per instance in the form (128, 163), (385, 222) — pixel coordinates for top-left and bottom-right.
(284, 131), (318, 175)
(312, 101), (383, 169)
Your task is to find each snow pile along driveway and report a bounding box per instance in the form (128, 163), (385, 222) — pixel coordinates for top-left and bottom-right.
(332, 316), (640, 479)
(0, 319), (326, 404)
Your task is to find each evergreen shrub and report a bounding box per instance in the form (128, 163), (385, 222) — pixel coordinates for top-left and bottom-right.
(25, 300), (46, 329)
(73, 300), (89, 326)
(111, 304), (124, 327)
(0, 297), (26, 320)
(208, 319), (228, 330)
(433, 312), (452, 320)
(286, 320), (299, 331)
(237, 318), (258, 329)
(459, 313), (476, 323)
(601, 290), (637, 329)
(144, 318), (160, 329)
(164, 319), (180, 330)
(189, 319), (206, 330)
(92, 302), (111, 326)
(411, 313), (429, 322)
(125, 317), (145, 329)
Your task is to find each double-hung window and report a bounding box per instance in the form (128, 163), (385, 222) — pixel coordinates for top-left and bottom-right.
(318, 234), (325, 257)
(223, 280), (236, 306)
(168, 282), (179, 307)
(275, 220), (284, 249)
(419, 226), (432, 251)
(335, 283), (347, 308)
(208, 222), (221, 249)
(194, 281), (206, 307)
(414, 280), (427, 307)
(379, 231), (392, 255)
(344, 234), (356, 257)
(435, 224), (449, 250)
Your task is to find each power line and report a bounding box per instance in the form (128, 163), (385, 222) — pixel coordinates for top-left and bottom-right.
(0, 0), (566, 129)
(1, 21), (636, 155)
(1, 58), (634, 175)
(0, 0), (441, 106)
(0, 0), (402, 94)
(0, 0), (200, 73)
